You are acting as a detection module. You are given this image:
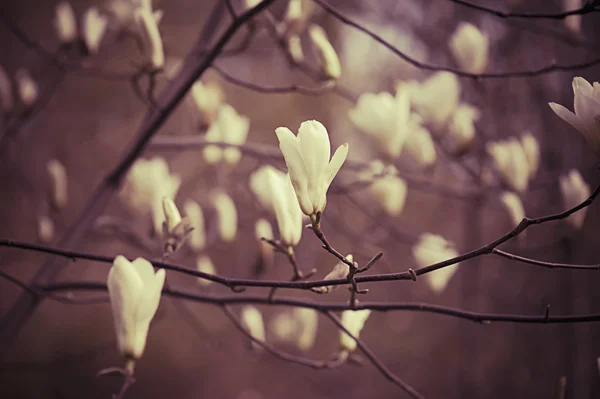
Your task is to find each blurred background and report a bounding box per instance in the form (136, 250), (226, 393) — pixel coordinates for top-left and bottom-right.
(1, 0), (600, 398)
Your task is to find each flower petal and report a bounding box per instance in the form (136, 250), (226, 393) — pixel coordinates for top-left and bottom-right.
(297, 120), (331, 186)
(324, 143), (349, 190)
(549, 102), (585, 134)
(275, 127), (312, 214)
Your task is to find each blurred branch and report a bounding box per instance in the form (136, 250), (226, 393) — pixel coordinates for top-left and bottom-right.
(444, 0), (599, 19)
(491, 248), (600, 270)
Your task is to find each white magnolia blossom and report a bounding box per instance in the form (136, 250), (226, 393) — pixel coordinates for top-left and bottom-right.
(446, 103), (481, 154)
(134, 5), (164, 70)
(283, 0), (315, 38)
(412, 233), (459, 294)
(16, 69), (38, 108)
(82, 7), (108, 55)
(191, 80), (224, 126)
(404, 126), (437, 168)
(161, 197), (192, 254)
(521, 132), (540, 179)
(559, 169), (590, 230)
(360, 161), (408, 217)
(276, 120), (348, 217)
(270, 308), (318, 351)
(0, 65), (13, 112)
(449, 22), (489, 74)
(107, 255), (165, 360)
(212, 191), (238, 242)
(119, 157), (181, 235)
(203, 105), (250, 166)
(401, 72), (461, 129)
(308, 24), (341, 80)
(339, 309), (371, 352)
(549, 77), (600, 156)
(183, 200), (206, 251)
(38, 215), (55, 243)
(54, 2), (78, 44)
(287, 34), (304, 64)
(47, 159), (68, 209)
(196, 255), (216, 287)
(486, 138), (532, 193)
(500, 192), (525, 235)
(255, 218), (274, 271)
(313, 254), (351, 294)
(162, 197), (181, 233)
(563, 0), (583, 34)
(106, 0), (163, 32)
(241, 305), (266, 350)
(250, 165), (303, 246)
(348, 88), (420, 159)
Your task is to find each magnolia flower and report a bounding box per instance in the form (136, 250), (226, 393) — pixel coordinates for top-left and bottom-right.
(308, 24), (341, 80)
(82, 7), (108, 55)
(361, 161), (408, 217)
(107, 255), (165, 360)
(412, 234), (459, 294)
(404, 126), (437, 168)
(16, 69), (38, 107)
(559, 169), (590, 230)
(38, 215), (55, 243)
(183, 200), (206, 251)
(191, 80), (224, 126)
(270, 308), (318, 351)
(449, 22), (489, 74)
(255, 218), (274, 271)
(120, 157), (181, 235)
(134, 5), (164, 70)
(161, 197), (192, 254)
(276, 121), (348, 217)
(196, 255), (216, 287)
(287, 35), (304, 64)
(446, 103), (481, 154)
(486, 138), (531, 193)
(47, 159), (68, 210)
(241, 305), (265, 350)
(203, 105), (250, 166)
(212, 191), (238, 242)
(54, 2), (78, 44)
(401, 72), (461, 129)
(500, 192), (525, 237)
(563, 0), (583, 34)
(348, 88), (417, 159)
(0, 65), (13, 112)
(549, 77), (600, 156)
(521, 132), (540, 179)
(313, 254), (351, 294)
(339, 309), (371, 352)
(107, 0), (163, 32)
(283, 0), (315, 39)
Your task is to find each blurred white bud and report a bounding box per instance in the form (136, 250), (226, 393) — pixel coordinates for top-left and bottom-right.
(559, 169), (590, 230)
(400, 72), (461, 129)
(134, 5), (164, 70)
(82, 7), (108, 55)
(486, 138), (531, 193)
(241, 305), (266, 350)
(271, 312), (296, 343)
(162, 197), (181, 233)
(161, 197), (192, 254)
(255, 218), (274, 270)
(107, 0), (162, 32)
(0, 65), (13, 112)
(521, 132), (540, 179)
(500, 192), (525, 237)
(403, 126), (437, 168)
(54, 2), (78, 44)
(446, 103), (481, 154)
(212, 191), (238, 242)
(244, 0), (263, 10)
(196, 255), (216, 287)
(203, 104), (250, 166)
(191, 80), (224, 126)
(449, 22), (489, 74)
(284, 0), (315, 38)
(47, 159), (68, 209)
(369, 172), (407, 217)
(183, 200), (206, 251)
(271, 308), (318, 351)
(314, 254), (351, 294)
(339, 309), (371, 352)
(412, 233), (459, 294)
(563, 0), (583, 34)
(276, 120), (348, 217)
(308, 24), (341, 80)
(286, 35), (304, 64)
(38, 215), (55, 243)
(16, 69), (38, 108)
(107, 255), (165, 360)
(549, 77), (600, 157)
(120, 157), (181, 235)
